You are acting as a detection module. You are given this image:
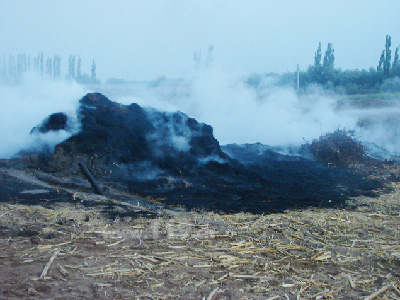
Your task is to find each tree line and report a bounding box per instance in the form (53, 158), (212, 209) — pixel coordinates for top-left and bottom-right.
(0, 52), (98, 84)
(248, 35), (400, 95)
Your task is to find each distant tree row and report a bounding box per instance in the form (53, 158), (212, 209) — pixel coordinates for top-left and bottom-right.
(0, 52), (98, 84)
(67, 55), (98, 84)
(248, 35), (400, 95)
(300, 35), (400, 94)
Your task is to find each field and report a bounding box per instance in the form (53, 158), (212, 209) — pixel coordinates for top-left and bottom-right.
(1, 162), (400, 300)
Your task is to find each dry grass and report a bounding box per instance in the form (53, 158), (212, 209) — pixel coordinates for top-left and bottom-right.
(1, 180), (400, 299)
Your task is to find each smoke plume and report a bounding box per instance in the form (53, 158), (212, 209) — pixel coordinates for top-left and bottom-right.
(117, 67), (400, 159)
(0, 73), (86, 158)
(118, 68), (356, 147)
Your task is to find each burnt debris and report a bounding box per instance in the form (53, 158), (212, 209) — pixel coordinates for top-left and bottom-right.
(31, 112), (69, 133)
(28, 93), (386, 214)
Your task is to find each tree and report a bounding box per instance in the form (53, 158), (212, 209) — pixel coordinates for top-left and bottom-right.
(46, 57), (52, 77)
(33, 53), (40, 73)
(323, 43), (334, 69)
(205, 45), (214, 67)
(309, 42), (335, 85)
(193, 50), (201, 69)
(91, 59), (96, 83)
(377, 35), (392, 76)
(68, 55), (76, 79)
(77, 56), (81, 79)
(53, 55), (61, 79)
(394, 46), (399, 65)
(384, 35), (391, 76)
(16, 54), (24, 77)
(39, 52), (44, 76)
(314, 42), (322, 68)
(309, 42), (323, 83)
(392, 46), (400, 77)
(22, 54), (27, 72)
(377, 51), (385, 72)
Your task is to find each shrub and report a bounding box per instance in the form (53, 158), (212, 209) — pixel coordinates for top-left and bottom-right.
(304, 129), (366, 166)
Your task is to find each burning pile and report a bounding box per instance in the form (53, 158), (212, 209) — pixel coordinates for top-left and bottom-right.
(35, 93), (227, 177)
(24, 93), (386, 213)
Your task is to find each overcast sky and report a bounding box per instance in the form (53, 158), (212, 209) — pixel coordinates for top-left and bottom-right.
(1, 0), (400, 81)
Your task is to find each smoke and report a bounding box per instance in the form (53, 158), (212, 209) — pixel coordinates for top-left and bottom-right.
(116, 67), (400, 159)
(188, 69), (359, 146)
(0, 73), (86, 158)
(145, 108), (192, 155)
(117, 67), (357, 148)
(2, 67), (399, 162)
(352, 106), (400, 158)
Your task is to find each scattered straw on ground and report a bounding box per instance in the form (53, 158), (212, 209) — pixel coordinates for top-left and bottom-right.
(1, 181), (400, 299)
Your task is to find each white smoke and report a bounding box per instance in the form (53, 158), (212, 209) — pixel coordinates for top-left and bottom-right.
(0, 73), (86, 158)
(187, 69), (358, 146)
(2, 67), (398, 161)
(145, 108), (192, 155)
(116, 66), (400, 159)
(117, 67), (357, 147)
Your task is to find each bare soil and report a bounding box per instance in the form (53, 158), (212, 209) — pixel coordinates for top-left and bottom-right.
(0, 164), (400, 300)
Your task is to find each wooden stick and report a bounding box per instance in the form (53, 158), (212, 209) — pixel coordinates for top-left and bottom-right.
(364, 284), (392, 300)
(40, 252), (59, 280)
(78, 162), (104, 195)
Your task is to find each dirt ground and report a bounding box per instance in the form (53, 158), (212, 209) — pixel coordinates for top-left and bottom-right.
(0, 165), (400, 300)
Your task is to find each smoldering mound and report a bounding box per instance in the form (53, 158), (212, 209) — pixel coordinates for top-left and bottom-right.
(29, 93), (384, 214)
(39, 93), (228, 177)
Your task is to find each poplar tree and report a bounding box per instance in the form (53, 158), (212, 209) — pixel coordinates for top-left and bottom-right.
(377, 35), (392, 76)
(91, 59), (96, 83)
(384, 35), (391, 76)
(310, 42), (323, 83)
(77, 56), (81, 79)
(393, 46), (399, 66)
(377, 51), (385, 72)
(314, 42), (322, 68)
(68, 55), (76, 79)
(323, 43), (334, 69)
(392, 46), (400, 76)
(33, 53), (40, 73)
(39, 52), (44, 76)
(53, 55), (61, 79)
(46, 57), (52, 77)
(17, 54), (24, 77)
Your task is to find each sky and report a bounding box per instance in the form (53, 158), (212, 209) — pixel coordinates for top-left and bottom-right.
(1, 0), (400, 81)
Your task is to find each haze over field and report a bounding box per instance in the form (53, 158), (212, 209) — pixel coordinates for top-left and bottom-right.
(1, 1), (400, 80)
(1, 1), (400, 159)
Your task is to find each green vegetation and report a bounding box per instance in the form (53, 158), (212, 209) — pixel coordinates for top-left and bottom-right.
(248, 35), (400, 95)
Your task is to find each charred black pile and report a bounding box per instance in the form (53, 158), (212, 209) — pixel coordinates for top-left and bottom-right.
(38, 93), (228, 176)
(30, 93), (385, 213)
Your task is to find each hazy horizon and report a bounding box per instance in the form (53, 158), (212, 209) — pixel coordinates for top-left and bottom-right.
(1, 1), (400, 81)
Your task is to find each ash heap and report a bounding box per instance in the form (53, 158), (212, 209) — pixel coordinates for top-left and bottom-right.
(29, 93), (383, 213)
